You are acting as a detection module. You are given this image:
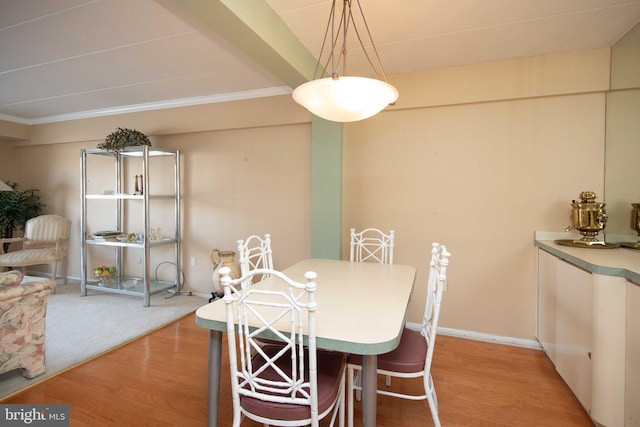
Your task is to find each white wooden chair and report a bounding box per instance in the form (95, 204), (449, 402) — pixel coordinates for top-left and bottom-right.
(218, 266), (346, 427)
(349, 228), (395, 264)
(346, 242), (451, 427)
(236, 234), (280, 347)
(349, 227), (395, 389)
(0, 215), (71, 284)
(236, 233), (274, 285)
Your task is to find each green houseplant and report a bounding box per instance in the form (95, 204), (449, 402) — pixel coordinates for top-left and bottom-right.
(97, 127), (151, 153)
(0, 181), (45, 250)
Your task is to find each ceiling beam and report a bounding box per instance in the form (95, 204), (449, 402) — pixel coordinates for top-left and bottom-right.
(158, 0), (318, 88)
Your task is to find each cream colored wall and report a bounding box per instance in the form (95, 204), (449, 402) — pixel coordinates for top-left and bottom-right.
(0, 143), (13, 179)
(0, 120), (27, 180)
(155, 126), (311, 287)
(343, 48), (609, 340)
(0, 120), (29, 142)
(344, 93), (605, 339)
(7, 96), (311, 295)
(4, 47), (610, 342)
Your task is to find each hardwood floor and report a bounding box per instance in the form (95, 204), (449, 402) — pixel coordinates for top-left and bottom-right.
(1, 314), (593, 426)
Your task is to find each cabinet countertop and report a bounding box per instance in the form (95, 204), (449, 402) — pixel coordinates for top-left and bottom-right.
(535, 240), (640, 286)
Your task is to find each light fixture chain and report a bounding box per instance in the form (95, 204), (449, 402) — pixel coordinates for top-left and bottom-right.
(353, 0), (389, 83)
(313, 0), (335, 80)
(342, 0), (349, 77)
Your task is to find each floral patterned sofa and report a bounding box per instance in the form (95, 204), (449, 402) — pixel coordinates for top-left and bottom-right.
(0, 272), (55, 378)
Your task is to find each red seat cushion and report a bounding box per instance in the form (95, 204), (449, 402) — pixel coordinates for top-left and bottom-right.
(348, 328), (427, 373)
(240, 345), (346, 422)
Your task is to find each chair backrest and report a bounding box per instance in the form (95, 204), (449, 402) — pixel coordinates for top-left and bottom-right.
(236, 234), (273, 284)
(218, 266), (320, 421)
(421, 242), (451, 373)
(349, 227), (395, 264)
(23, 215), (71, 249)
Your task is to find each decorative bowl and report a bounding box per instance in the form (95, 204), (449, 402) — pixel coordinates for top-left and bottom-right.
(94, 267), (117, 285)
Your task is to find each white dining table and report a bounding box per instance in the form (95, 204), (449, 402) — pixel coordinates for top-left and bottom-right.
(195, 258), (416, 427)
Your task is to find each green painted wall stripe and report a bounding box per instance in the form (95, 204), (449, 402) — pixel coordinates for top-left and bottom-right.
(311, 116), (342, 259)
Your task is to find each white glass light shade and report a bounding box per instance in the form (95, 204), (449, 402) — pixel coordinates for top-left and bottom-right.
(292, 76), (398, 122)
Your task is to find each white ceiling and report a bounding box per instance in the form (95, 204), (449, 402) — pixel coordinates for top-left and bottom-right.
(1, 0), (639, 124)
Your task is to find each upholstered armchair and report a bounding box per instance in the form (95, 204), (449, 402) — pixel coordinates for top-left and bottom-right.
(0, 215), (71, 284)
(0, 274), (55, 378)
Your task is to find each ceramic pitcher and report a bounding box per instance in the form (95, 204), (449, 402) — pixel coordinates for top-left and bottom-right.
(210, 248), (240, 294)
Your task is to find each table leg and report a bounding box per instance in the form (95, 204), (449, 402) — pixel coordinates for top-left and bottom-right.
(361, 354), (377, 427)
(207, 330), (223, 427)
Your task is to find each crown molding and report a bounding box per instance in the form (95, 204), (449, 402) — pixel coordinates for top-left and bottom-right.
(0, 86), (292, 126)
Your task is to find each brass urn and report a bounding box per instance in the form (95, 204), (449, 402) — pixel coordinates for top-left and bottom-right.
(621, 203), (640, 249)
(569, 191), (608, 246)
(631, 203), (640, 234)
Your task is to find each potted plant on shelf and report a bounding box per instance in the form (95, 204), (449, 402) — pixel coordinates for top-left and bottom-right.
(0, 181), (45, 252)
(97, 127), (151, 153)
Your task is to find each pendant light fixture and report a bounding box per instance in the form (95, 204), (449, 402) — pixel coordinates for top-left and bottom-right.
(292, 0), (398, 123)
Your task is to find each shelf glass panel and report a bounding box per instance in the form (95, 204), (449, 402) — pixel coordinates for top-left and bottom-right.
(85, 238), (176, 247)
(83, 147), (175, 157)
(85, 276), (177, 295)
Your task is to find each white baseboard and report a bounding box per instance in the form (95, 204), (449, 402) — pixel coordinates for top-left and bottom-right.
(406, 322), (543, 351)
(22, 270), (55, 280)
(193, 291), (216, 301)
(28, 271), (541, 351)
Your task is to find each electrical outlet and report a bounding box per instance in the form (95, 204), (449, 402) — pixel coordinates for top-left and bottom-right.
(190, 256), (197, 267)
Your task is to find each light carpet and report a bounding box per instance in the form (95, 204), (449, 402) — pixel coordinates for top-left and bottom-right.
(0, 280), (207, 399)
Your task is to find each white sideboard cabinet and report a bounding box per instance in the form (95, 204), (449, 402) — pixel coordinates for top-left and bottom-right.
(537, 249), (594, 413)
(536, 239), (640, 427)
(537, 249), (557, 364)
(627, 283), (640, 426)
(556, 257), (594, 412)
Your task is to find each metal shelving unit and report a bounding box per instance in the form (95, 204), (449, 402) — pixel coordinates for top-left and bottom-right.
(80, 146), (181, 306)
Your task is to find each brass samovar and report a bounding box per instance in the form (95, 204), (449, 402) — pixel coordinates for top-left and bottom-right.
(570, 191), (607, 245)
(621, 203), (640, 249)
(558, 191), (618, 248)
